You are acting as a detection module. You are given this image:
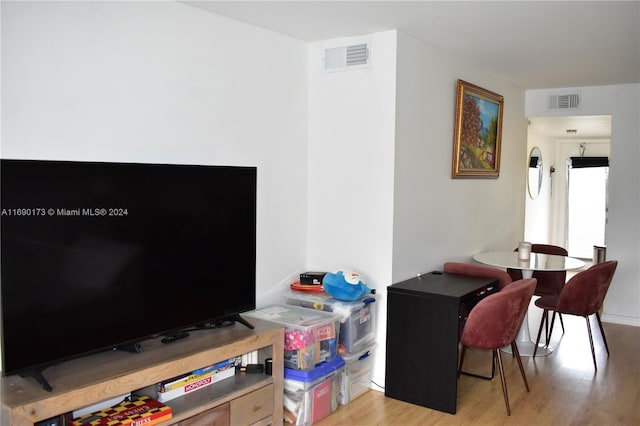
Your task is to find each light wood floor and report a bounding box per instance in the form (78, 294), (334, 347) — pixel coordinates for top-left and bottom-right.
(315, 315), (640, 426)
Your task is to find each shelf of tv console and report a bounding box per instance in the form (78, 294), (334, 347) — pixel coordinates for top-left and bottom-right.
(0, 319), (284, 426)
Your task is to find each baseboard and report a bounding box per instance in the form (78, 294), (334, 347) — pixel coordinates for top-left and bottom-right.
(602, 313), (640, 327)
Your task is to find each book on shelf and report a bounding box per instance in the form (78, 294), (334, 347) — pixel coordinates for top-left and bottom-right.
(67, 395), (172, 426)
(158, 358), (237, 393)
(157, 365), (236, 403)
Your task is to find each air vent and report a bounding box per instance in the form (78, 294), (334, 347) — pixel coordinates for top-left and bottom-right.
(549, 93), (581, 110)
(324, 42), (370, 71)
(346, 43), (368, 66)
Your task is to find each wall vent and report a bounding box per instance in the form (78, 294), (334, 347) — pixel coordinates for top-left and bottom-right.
(324, 42), (370, 71)
(548, 93), (581, 110)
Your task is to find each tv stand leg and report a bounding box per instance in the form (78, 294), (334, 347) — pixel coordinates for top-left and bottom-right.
(20, 368), (53, 392)
(231, 314), (255, 330)
(115, 342), (144, 353)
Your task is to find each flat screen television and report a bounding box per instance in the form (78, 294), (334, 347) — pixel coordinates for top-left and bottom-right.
(0, 159), (257, 389)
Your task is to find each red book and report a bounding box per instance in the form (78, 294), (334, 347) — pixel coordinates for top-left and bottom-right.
(310, 379), (332, 423)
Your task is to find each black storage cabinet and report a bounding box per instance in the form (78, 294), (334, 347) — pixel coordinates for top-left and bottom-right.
(384, 271), (498, 414)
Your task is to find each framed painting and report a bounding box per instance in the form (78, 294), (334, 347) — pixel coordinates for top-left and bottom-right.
(451, 79), (504, 178)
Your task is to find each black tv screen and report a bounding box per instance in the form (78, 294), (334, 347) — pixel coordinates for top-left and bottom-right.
(1, 159), (256, 378)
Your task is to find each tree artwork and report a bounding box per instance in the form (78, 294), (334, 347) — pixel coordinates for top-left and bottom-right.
(452, 80), (503, 178)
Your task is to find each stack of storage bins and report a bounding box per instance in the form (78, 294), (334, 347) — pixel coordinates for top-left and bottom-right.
(245, 304), (344, 425)
(283, 290), (377, 406)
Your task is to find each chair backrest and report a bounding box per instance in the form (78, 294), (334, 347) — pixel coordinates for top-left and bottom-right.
(443, 261), (512, 290)
(556, 260), (618, 316)
(460, 278), (537, 350)
(507, 244), (568, 296)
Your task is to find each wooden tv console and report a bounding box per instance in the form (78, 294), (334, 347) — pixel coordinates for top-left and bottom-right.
(1, 319), (284, 426)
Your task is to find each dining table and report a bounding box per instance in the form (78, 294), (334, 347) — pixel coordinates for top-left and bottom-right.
(473, 250), (585, 356)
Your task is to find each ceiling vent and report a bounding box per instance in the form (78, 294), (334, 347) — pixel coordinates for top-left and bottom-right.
(548, 93), (581, 110)
(324, 42), (370, 71)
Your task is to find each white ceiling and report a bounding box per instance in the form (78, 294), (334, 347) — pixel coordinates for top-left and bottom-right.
(186, 1), (640, 90)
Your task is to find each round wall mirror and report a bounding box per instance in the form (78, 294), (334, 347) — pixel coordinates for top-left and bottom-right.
(528, 147), (543, 199)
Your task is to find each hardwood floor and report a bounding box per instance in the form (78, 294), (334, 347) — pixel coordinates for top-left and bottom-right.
(315, 315), (640, 425)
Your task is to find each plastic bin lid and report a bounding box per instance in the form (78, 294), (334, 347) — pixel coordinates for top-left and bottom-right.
(244, 304), (339, 329)
(341, 343), (376, 362)
(284, 356), (345, 382)
(284, 290), (376, 322)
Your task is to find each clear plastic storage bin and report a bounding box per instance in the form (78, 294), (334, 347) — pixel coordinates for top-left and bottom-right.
(245, 304), (340, 370)
(283, 290), (376, 355)
(283, 356), (345, 426)
(339, 343), (375, 405)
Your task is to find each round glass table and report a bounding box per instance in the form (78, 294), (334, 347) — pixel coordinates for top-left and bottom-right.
(473, 250), (585, 356)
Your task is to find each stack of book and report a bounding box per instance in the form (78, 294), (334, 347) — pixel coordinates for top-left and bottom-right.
(67, 395), (172, 426)
(156, 358), (237, 402)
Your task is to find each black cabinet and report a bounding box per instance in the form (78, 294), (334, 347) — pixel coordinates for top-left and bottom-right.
(384, 271), (498, 414)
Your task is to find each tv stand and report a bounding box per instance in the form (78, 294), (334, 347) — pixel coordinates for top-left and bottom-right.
(19, 369), (52, 393)
(2, 319), (284, 426)
(20, 342), (146, 392)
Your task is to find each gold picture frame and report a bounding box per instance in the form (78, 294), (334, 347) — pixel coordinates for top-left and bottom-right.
(451, 79), (504, 178)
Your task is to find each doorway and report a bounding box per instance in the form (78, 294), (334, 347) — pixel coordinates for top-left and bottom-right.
(552, 139), (610, 259)
(566, 152), (609, 258)
(525, 116), (612, 260)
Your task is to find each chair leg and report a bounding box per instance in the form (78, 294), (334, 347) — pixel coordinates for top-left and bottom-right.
(545, 311), (551, 343)
(534, 310), (547, 357)
(511, 342), (530, 392)
(495, 349), (511, 416)
(546, 312), (565, 342)
(585, 316), (598, 371)
(458, 346), (467, 378)
(459, 349), (496, 380)
(595, 312), (610, 356)
(547, 311), (558, 347)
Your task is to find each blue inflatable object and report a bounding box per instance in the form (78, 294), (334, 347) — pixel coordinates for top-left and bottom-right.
(322, 270), (372, 301)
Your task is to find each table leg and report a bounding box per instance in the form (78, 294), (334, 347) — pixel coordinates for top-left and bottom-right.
(501, 269), (553, 356)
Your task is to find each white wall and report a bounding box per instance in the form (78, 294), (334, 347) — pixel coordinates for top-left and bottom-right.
(307, 31), (398, 390)
(306, 32), (397, 282)
(524, 131), (555, 242)
(526, 84), (640, 326)
(1, 1), (309, 306)
(393, 32), (528, 282)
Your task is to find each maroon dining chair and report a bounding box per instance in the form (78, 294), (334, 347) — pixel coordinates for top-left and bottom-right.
(507, 243), (569, 340)
(533, 260), (618, 370)
(444, 262), (514, 379)
(443, 261), (512, 290)
(458, 278), (537, 416)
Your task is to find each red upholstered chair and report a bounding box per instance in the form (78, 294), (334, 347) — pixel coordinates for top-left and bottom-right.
(444, 262), (513, 380)
(507, 244), (569, 339)
(533, 260), (618, 370)
(443, 262), (512, 290)
(458, 278), (537, 416)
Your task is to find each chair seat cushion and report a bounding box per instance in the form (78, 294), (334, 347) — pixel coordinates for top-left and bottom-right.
(535, 295), (559, 310)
